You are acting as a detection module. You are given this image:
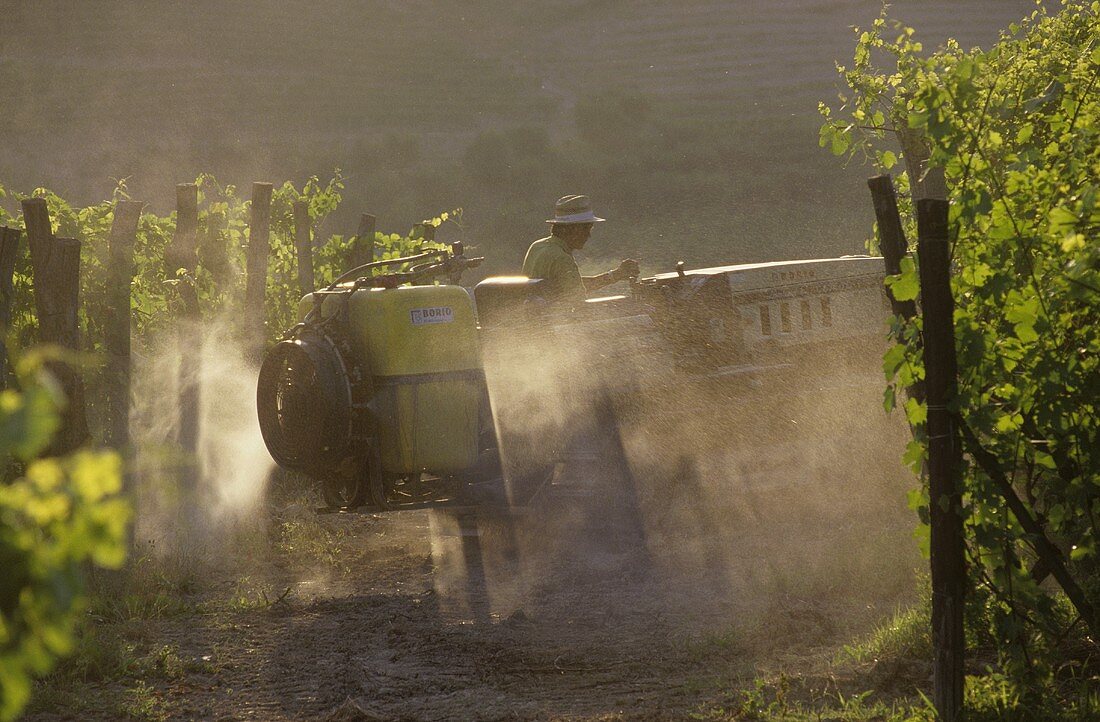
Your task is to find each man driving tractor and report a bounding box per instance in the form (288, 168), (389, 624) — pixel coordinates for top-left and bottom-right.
(522, 195), (640, 307)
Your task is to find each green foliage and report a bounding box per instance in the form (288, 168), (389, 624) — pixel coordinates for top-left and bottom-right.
(2, 170), (458, 344)
(0, 355), (129, 721)
(823, 0), (1100, 689)
(0, 173), (460, 436)
(0, 174), (458, 718)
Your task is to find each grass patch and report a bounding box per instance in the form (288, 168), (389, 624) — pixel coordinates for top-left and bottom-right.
(120, 681), (167, 721)
(963, 671), (1100, 721)
(85, 542), (221, 622)
(27, 629), (212, 720)
(275, 515), (354, 576)
(222, 574), (294, 612)
(28, 530), (254, 717)
(839, 603), (931, 666)
(712, 679), (933, 721)
(692, 576), (1100, 721)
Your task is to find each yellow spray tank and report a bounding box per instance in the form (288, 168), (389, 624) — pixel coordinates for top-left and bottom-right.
(259, 246), (490, 510)
(296, 285), (482, 475)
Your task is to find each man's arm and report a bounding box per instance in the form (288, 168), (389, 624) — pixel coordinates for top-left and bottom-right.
(581, 271), (619, 293)
(582, 259), (640, 293)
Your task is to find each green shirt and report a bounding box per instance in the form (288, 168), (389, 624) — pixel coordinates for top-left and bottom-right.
(521, 235), (585, 308)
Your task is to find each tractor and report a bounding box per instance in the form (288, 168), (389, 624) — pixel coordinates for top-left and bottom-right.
(256, 243), (891, 513)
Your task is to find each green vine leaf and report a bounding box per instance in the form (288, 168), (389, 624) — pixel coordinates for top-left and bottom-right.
(885, 256), (920, 301)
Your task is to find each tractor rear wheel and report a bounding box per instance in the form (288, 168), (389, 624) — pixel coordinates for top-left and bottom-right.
(321, 474), (367, 510)
(365, 444), (390, 510)
(321, 457), (368, 510)
(257, 331), (354, 477)
(321, 444), (387, 511)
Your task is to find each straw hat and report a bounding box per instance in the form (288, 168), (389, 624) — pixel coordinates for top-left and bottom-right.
(546, 194), (606, 224)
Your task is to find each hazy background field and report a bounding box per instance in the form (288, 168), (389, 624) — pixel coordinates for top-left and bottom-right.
(1, 0), (1038, 275)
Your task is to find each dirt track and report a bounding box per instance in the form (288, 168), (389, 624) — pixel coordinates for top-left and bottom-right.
(29, 462), (913, 721)
(136, 506), (758, 721)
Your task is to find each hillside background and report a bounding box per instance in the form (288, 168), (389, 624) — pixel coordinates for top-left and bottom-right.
(0, 0), (1037, 275)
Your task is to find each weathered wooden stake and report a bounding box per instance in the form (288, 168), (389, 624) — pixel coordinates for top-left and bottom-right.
(21, 198), (90, 453)
(868, 175), (919, 320)
(351, 213), (376, 271)
(898, 127), (948, 202)
(0, 227), (21, 389)
(169, 183), (199, 273)
(245, 182), (273, 355)
(293, 200), (314, 295)
(104, 200), (143, 452)
(53, 237), (88, 453)
(22, 201), (81, 347)
(172, 185), (201, 500)
(21, 197), (52, 277)
(917, 198), (965, 722)
(868, 174), (925, 408)
(204, 206), (232, 291)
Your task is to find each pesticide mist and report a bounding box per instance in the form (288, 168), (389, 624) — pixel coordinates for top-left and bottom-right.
(129, 318), (274, 559)
(439, 319), (920, 636)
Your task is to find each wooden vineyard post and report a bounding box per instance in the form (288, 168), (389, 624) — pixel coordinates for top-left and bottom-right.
(21, 198), (90, 454)
(104, 200), (143, 452)
(204, 205), (232, 292)
(51, 237), (82, 349)
(868, 175), (919, 321)
(169, 183), (199, 273)
(0, 227), (21, 389)
(293, 200), (314, 296)
(245, 182), (273, 357)
(52, 235), (86, 451)
(868, 174), (924, 407)
(351, 213), (376, 272)
(20, 197), (53, 319)
(171, 184), (201, 507)
(917, 198), (965, 722)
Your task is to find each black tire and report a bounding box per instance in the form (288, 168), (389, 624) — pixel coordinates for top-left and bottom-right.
(257, 331), (353, 477)
(321, 473), (368, 510)
(367, 452), (391, 510)
(321, 458), (368, 510)
(321, 443), (386, 511)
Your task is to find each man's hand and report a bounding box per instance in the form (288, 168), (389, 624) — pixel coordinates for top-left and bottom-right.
(613, 258), (640, 281)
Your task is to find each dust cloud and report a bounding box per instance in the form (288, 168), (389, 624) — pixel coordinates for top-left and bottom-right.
(121, 290), (917, 641)
(129, 317), (274, 563)
(436, 320), (918, 640)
